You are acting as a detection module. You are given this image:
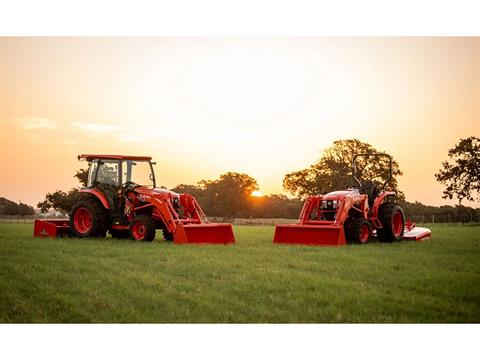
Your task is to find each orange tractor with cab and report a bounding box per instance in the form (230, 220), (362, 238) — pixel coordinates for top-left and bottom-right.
(273, 154), (431, 246)
(34, 154), (235, 244)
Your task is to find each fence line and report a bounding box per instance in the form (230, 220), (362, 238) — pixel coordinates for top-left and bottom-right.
(407, 213), (480, 225)
(0, 215), (65, 224)
(0, 215), (36, 224)
(1, 214), (478, 226)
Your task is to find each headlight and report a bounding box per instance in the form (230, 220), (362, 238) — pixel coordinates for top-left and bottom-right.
(321, 201), (327, 209)
(332, 200), (338, 209)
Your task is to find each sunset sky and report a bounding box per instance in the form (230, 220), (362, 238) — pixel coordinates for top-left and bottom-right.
(0, 37), (479, 208)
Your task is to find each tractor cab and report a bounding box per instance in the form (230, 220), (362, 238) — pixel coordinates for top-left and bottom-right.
(85, 156), (155, 188)
(81, 155), (156, 217)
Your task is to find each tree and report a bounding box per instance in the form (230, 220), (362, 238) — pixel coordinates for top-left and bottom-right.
(18, 202), (35, 216)
(37, 189), (83, 214)
(283, 139), (403, 199)
(435, 136), (480, 203)
(250, 194), (303, 219)
(75, 168), (89, 187)
(37, 167), (87, 214)
(170, 184), (205, 201)
(198, 172), (259, 219)
(1, 199), (34, 216)
(4, 201), (21, 215)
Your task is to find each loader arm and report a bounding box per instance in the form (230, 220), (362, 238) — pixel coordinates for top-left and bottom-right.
(179, 194), (209, 223)
(148, 196), (180, 233)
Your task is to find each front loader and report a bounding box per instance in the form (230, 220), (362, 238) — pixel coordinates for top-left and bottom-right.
(273, 154), (431, 246)
(34, 154), (235, 244)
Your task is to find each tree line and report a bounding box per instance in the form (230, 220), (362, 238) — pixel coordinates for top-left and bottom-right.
(399, 200), (480, 223)
(0, 197), (35, 216)
(34, 137), (479, 219)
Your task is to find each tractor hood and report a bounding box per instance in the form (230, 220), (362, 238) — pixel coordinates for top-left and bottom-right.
(134, 187), (181, 201)
(323, 189), (359, 199)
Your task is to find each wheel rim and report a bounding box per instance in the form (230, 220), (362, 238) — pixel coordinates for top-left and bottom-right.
(74, 207), (93, 234)
(392, 211), (403, 236)
(359, 223), (370, 243)
(131, 221), (146, 241)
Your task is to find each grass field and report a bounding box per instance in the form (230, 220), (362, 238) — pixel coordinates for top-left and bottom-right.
(0, 223), (479, 323)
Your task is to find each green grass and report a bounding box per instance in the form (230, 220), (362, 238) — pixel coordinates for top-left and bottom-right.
(0, 223), (479, 323)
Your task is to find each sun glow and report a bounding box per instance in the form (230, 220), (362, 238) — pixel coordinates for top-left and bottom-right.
(1, 38), (479, 207)
(251, 190), (262, 197)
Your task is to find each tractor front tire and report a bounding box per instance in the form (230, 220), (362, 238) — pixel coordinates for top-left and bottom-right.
(129, 215), (156, 242)
(70, 197), (109, 238)
(162, 229), (174, 242)
(377, 204), (405, 242)
(345, 218), (371, 244)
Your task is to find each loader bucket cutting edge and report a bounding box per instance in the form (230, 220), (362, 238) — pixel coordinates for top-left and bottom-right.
(273, 224), (346, 246)
(173, 223), (235, 244)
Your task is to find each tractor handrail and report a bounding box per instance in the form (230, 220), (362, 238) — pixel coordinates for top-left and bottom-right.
(352, 153), (393, 190)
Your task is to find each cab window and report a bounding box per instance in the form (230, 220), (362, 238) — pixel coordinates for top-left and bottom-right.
(94, 160), (120, 187)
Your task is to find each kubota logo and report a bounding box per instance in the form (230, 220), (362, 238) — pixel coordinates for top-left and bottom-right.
(138, 194), (151, 202)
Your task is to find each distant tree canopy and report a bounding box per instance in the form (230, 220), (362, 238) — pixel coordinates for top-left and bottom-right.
(0, 198), (35, 216)
(173, 172), (259, 219)
(37, 189), (83, 214)
(75, 168), (89, 187)
(172, 179), (302, 219)
(399, 199), (480, 223)
(250, 194), (303, 219)
(283, 139), (404, 199)
(435, 136), (480, 203)
(170, 184), (205, 201)
(37, 167), (88, 214)
(200, 172), (259, 219)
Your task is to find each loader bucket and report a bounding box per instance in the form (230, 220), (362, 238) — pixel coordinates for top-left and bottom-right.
(34, 219), (70, 237)
(273, 224), (347, 246)
(173, 223), (235, 245)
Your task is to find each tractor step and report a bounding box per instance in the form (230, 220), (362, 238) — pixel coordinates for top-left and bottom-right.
(273, 224), (347, 246)
(173, 223), (235, 245)
(34, 219), (70, 237)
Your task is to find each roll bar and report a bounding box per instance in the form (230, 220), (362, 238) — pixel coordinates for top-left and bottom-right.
(352, 153), (393, 190)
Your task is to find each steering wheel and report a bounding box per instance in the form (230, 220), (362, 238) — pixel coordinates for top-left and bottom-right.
(123, 180), (139, 189)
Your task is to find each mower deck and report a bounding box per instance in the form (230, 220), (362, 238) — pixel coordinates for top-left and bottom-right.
(402, 226), (432, 241)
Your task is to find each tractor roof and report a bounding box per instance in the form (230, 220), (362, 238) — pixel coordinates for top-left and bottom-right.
(78, 154), (152, 161)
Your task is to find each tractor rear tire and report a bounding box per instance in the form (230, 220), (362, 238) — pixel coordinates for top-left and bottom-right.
(70, 197), (109, 238)
(377, 204), (405, 242)
(345, 218), (371, 244)
(129, 215), (156, 242)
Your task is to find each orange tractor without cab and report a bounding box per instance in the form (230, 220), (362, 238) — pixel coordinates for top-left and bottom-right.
(34, 154), (235, 244)
(273, 154), (431, 246)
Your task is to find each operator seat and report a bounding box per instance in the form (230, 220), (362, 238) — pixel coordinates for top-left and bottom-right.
(360, 180), (379, 206)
